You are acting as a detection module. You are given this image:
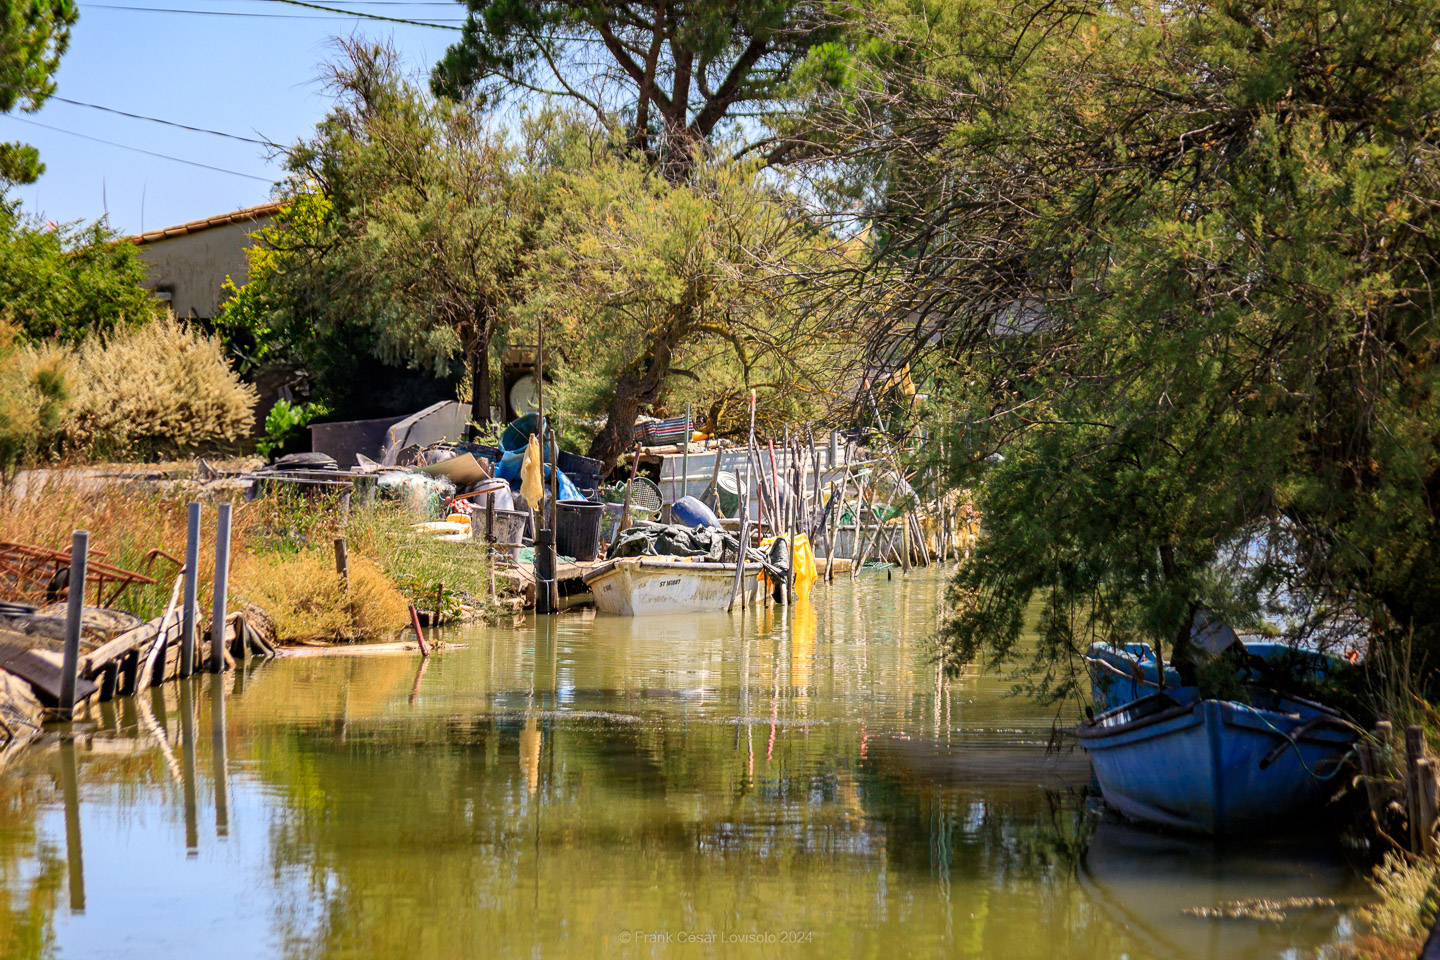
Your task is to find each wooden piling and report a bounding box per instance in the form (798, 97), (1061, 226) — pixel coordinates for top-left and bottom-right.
(1408, 725), (1428, 853)
(210, 503), (233, 671)
(1420, 757), (1438, 857)
(58, 530), (89, 720)
(334, 537), (349, 585)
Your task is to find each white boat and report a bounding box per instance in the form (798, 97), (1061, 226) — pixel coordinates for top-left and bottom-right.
(581, 557), (764, 616)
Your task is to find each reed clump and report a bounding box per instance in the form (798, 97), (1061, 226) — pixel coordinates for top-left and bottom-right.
(232, 549), (408, 642)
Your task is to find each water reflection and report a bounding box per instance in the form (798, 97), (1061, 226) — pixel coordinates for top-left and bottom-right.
(0, 572), (1368, 959)
(1078, 818), (1357, 959)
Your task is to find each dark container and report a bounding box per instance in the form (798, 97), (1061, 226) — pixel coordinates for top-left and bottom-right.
(555, 500), (604, 561)
(558, 449), (604, 486)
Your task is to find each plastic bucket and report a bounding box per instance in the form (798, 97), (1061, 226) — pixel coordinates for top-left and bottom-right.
(558, 449), (603, 481)
(465, 478), (513, 512)
(715, 472), (746, 518)
(555, 500), (604, 561)
(478, 507), (528, 559)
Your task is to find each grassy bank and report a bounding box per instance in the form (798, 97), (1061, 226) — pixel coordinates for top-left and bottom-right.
(0, 471), (507, 642)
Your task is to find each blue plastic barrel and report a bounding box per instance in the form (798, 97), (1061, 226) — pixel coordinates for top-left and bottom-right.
(671, 495), (721, 529)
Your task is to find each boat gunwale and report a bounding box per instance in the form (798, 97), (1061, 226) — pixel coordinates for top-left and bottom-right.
(581, 556), (765, 584)
(1078, 689), (1353, 745)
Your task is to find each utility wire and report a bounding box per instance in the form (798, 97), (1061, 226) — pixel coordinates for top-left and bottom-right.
(2, 115), (273, 181)
(0, 82), (274, 146)
(80, 1), (464, 26)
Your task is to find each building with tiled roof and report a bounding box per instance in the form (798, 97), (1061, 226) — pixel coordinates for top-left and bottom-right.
(130, 200), (280, 319)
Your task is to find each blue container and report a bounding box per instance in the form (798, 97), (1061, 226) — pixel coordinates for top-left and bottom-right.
(500, 414), (546, 453)
(670, 495), (720, 529)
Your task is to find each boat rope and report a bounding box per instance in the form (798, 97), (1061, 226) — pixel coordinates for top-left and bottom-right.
(1238, 703), (1357, 782)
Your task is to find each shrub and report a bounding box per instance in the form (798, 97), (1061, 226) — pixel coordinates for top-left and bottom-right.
(232, 549), (408, 642)
(46, 315), (257, 460)
(0, 318), (67, 476)
(0, 213), (161, 345)
(257, 398), (329, 458)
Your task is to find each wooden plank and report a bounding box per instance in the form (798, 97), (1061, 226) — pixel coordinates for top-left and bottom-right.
(1, 649), (98, 706)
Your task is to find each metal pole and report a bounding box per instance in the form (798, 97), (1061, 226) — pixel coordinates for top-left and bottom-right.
(180, 503), (200, 678)
(681, 401), (691, 502)
(210, 502), (232, 672)
(728, 391), (756, 612)
(58, 530), (89, 720)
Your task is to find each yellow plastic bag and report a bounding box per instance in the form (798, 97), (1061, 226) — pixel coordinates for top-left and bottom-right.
(520, 433), (544, 509)
(791, 534), (818, 602)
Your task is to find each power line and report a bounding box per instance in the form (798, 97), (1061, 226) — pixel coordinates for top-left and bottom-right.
(0, 83), (274, 146)
(80, 1), (464, 26)
(3, 115), (273, 181)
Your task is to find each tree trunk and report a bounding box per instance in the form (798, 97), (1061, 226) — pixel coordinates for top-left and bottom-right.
(587, 342), (673, 475)
(470, 332), (492, 436)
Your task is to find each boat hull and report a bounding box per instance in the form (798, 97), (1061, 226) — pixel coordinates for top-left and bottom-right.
(582, 558), (762, 616)
(1077, 693), (1355, 834)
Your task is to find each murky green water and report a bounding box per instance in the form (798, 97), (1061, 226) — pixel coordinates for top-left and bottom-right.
(0, 571), (1364, 958)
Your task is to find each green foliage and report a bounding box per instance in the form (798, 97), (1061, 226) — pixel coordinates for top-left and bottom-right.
(219, 42), (533, 423)
(0, 210), (160, 343)
(0, 0), (77, 187)
(864, 0), (1440, 697)
(257, 398), (329, 458)
(524, 150), (851, 469)
(431, 0), (839, 171)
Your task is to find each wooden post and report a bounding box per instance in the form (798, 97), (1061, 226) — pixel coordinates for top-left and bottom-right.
(702, 441), (724, 513)
(180, 503), (201, 679)
(545, 430), (560, 614)
(1359, 735), (1383, 824)
(850, 474), (866, 581)
(1408, 725), (1428, 853)
(334, 537), (349, 585)
(1419, 757), (1438, 857)
(58, 530), (89, 720)
(615, 442), (641, 544)
(210, 502), (233, 672)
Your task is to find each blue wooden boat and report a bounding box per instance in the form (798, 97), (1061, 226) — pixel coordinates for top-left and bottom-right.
(1085, 640), (1349, 712)
(1076, 690), (1357, 834)
(1086, 642), (1182, 711)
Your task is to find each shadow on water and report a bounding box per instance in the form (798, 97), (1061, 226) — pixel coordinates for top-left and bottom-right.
(0, 571), (1371, 959)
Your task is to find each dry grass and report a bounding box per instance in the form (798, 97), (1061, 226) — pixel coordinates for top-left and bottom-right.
(0, 474), (257, 620)
(0, 472), (505, 638)
(39, 315), (257, 460)
(232, 549), (408, 642)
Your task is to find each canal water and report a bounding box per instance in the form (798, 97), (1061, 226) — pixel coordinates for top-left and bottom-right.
(0, 571), (1364, 958)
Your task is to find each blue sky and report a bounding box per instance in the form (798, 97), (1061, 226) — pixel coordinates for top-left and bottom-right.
(3, 2), (462, 235)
